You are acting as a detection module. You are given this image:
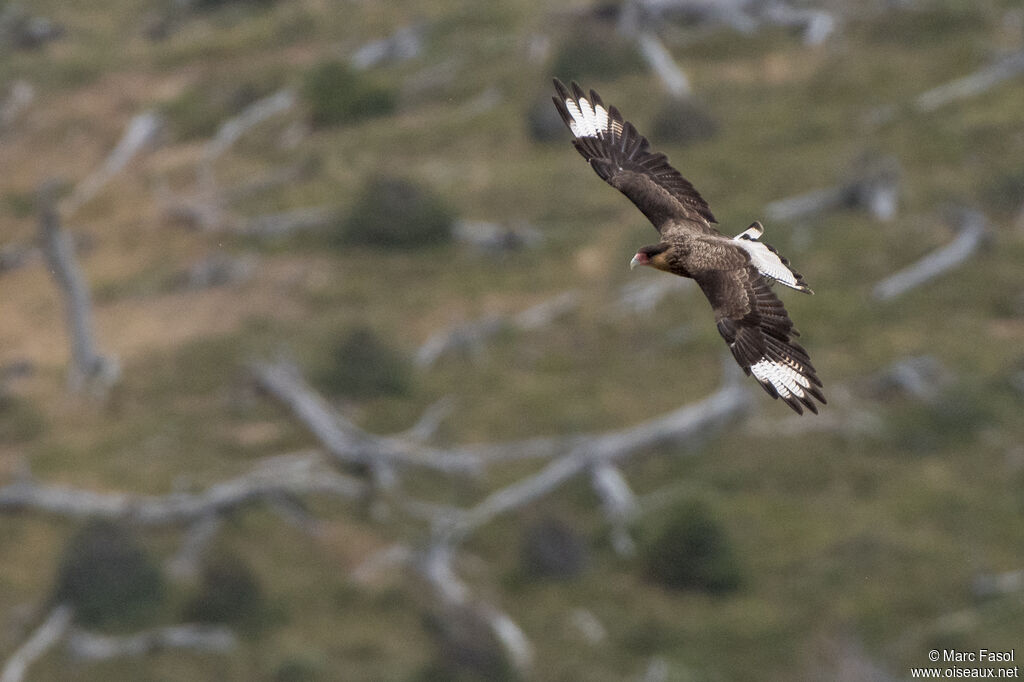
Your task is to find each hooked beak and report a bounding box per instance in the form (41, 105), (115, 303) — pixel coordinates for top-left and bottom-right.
(629, 253), (645, 270)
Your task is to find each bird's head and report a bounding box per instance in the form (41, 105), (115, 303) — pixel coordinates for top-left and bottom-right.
(630, 243), (672, 272)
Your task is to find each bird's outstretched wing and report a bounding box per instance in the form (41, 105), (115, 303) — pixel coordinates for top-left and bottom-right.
(695, 265), (826, 414)
(552, 79), (716, 234)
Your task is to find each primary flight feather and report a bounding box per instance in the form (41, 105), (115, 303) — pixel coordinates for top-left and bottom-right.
(552, 79), (825, 414)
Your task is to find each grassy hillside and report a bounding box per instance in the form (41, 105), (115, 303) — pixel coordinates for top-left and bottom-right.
(2, 1), (1023, 680)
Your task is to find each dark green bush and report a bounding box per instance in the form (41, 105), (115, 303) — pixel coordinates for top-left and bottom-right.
(316, 327), (412, 399)
(650, 97), (718, 146)
(336, 175), (453, 249)
(303, 60), (396, 128)
(0, 395), (45, 444)
(52, 521), (164, 628)
(550, 24), (644, 82)
(183, 553), (265, 628)
(639, 499), (741, 594)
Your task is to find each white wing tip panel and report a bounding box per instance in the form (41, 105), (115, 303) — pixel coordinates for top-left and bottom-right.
(749, 356), (823, 414)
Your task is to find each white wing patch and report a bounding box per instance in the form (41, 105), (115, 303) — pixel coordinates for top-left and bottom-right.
(733, 222), (810, 293)
(750, 356), (812, 400)
(563, 95), (610, 140)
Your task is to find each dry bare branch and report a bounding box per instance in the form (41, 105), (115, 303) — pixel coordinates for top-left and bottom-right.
(416, 545), (534, 671)
(37, 181), (120, 395)
(636, 31), (691, 98)
(415, 292), (579, 368)
(251, 361), (482, 476)
(766, 157), (900, 223)
(872, 208), (989, 301)
(0, 452), (364, 526)
(917, 51), (1024, 112)
(165, 514), (224, 579)
(198, 89), (295, 193)
(591, 463), (640, 557)
(451, 219), (543, 253)
(62, 112), (163, 217)
(1, 605), (73, 682)
(351, 24), (425, 70)
(66, 624), (236, 662)
(437, 380), (751, 546)
(237, 206), (337, 239)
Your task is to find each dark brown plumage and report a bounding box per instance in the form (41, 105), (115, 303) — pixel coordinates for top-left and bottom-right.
(553, 79), (825, 414)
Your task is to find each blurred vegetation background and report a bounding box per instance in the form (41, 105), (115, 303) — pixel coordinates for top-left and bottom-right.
(1, 0), (1023, 680)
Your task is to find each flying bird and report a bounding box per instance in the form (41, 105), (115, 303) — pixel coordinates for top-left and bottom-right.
(552, 79), (825, 414)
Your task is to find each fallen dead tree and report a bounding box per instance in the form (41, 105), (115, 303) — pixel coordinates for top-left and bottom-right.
(766, 156), (901, 223)
(354, 375), (751, 674)
(251, 361), (481, 479)
(158, 89), (301, 232)
(917, 50), (1024, 112)
(1, 604), (235, 682)
(872, 208), (989, 301)
(4, 358), (751, 678)
(37, 182), (120, 396)
(0, 451), (364, 526)
(61, 111), (163, 217)
(415, 291), (580, 368)
(617, 0), (836, 47)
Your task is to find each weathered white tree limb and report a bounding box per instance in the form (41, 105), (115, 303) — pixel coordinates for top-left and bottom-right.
(436, 381), (751, 545)
(1, 604), (73, 682)
(351, 24), (425, 71)
(620, 0), (835, 45)
(766, 157), (900, 223)
(62, 112), (163, 217)
(416, 545), (534, 671)
(872, 208), (989, 301)
(636, 31), (691, 98)
(591, 463), (639, 557)
(66, 624), (236, 662)
(414, 316), (504, 368)
(0, 452), (364, 525)
(917, 50), (1024, 112)
(756, 1), (836, 46)
(398, 396), (455, 443)
(237, 206), (336, 239)
(37, 181), (120, 395)
(251, 361), (481, 476)
(415, 292), (579, 368)
(451, 219), (543, 253)
(198, 89), (295, 193)
(165, 514), (224, 579)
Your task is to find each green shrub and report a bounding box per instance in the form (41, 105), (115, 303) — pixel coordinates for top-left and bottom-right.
(303, 60), (396, 128)
(639, 499), (741, 594)
(52, 521), (164, 628)
(336, 175), (453, 249)
(0, 394), (45, 444)
(550, 24), (644, 82)
(650, 97), (718, 146)
(316, 327), (412, 399)
(183, 553), (265, 629)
